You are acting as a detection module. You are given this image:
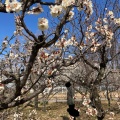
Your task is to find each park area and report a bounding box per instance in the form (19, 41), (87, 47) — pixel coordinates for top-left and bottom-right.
(0, 92), (120, 120)
(0, 0), (120, 120)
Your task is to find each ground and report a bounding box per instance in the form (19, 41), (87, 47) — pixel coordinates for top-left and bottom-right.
(2, 101), (119, 120)
(0, 92), (120, 120)
(35, 102), (120, 120)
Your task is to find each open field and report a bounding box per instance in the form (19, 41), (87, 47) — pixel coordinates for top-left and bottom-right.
(1, 100), (119, 120)
(30, 102), (120, 120)
(0, 92), (119, 120)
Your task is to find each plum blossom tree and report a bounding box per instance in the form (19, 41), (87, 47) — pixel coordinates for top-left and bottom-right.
(0, 0), (119, 120)
(0, 0), (93, 109)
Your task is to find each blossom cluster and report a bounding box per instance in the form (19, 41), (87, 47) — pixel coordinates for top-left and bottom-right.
(95, 17), (113, 47)
(49, 5), (62, 17)
(62, 0), (75, 9)
(28, 110), (38, 119)
(55, 35), (78, 48)
(84, 10), (120, 52)
(38, 33), (79, 60)
(13, 112), (23, 120)
(2, 39), (8, 49)
(38, 0), (93, 31)
(108, 112), (115, 120)
(1, 39), (25, 78)
(27, 4), (43, 14)
(37, 49), (59, 76)
(5, 0), (22, 12)
(106, 10), (120, 26)
(0, 83), (4, 94)
(49, 0), (75, 20)
(86, 107), (98, 116)
(13, 110), (39, 120)
(82, 96), (98, 116)
(67, 9), (74, 21)
(14, 15), (23, 36)
(38, 18), (49, 31)
(4, 0), (94, 32)
(49, 0), (93, 18)
(77, 0), (93, 18)
(38, 49), (61, 63)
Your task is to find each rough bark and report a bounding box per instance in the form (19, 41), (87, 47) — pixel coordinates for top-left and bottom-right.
(34, 95), (39, 109)
(90, 85), (105, 120)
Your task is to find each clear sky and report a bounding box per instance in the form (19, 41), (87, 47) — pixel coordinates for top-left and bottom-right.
(0, 13), (15, 41)
(0, 0), (55, 44)
(0, 5), (50, 44)
(0, 0), (111, 44)
(0, 13), (43, 38)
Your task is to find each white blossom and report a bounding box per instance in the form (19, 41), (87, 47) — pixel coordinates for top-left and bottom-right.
(14, 27), (23, 36)
(15, 96), (21, 101)
(14, 54), (19, 58)
(5, 0), (12, 12)
(107, 11), (114, 17)
(49, 5), (62, 17)
(5, 0), (22, 12)
(13, 112), (19, 120)
(87, 25), (92, 31)
(64, 29), (69, 34)
(30, 89), (34, 93)
(106, 40), (112, 48)
(103, 18), (108, 23)
(79, 45), (84, 50)
(0, 83), (4, 91)
(104, 25), (108, 29)
(67, 10), (74, 20)
(108, 112), (115, 120)
(2, 40), (8, 48)
(64, 39), (73, 47)
(84, 0), (93, 17)
(62, 0), (75, 9)
(11, 0), (22, 12)
(71, 35), (76, 41)
(38, 18), (49, 31)
(77, 1), (83, 11)
(74, 41), (78, 46)
(68, 55), (73, 59)
(82, 98), (91, 106)
(114, 18), (120, 25)
(9, 52), (15, 59)
(86, 107), (98, 116)
(27, 4), (43, 14)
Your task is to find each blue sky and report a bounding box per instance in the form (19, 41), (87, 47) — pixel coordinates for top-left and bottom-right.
(0, 0), (55, 43)
(0, 0), (110, 44)
(0, 13), (45, 38)
(0, 13), (15, 41)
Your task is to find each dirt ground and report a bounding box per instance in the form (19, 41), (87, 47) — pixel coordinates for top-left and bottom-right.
(0, 92), (120, 120)
(36, 102), (120, 120)
(4, 101), (119, 120)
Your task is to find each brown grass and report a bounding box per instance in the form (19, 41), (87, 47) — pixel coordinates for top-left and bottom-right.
(19, 100), (120, 120)
(1, 92), (120, 120)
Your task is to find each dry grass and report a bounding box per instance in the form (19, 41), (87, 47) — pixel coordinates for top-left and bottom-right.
(1, 92), (120, 120)
(19, 100), (120, 120)
(0, 101), (120, 120)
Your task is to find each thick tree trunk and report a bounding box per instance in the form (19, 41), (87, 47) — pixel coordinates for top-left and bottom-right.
(90, 85), (105, 120)
(34, 95), (39, 109)
(106, 89), (111, 109)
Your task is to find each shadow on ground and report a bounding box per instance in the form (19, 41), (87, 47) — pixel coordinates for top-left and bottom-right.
(61, 116), (69, 120)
